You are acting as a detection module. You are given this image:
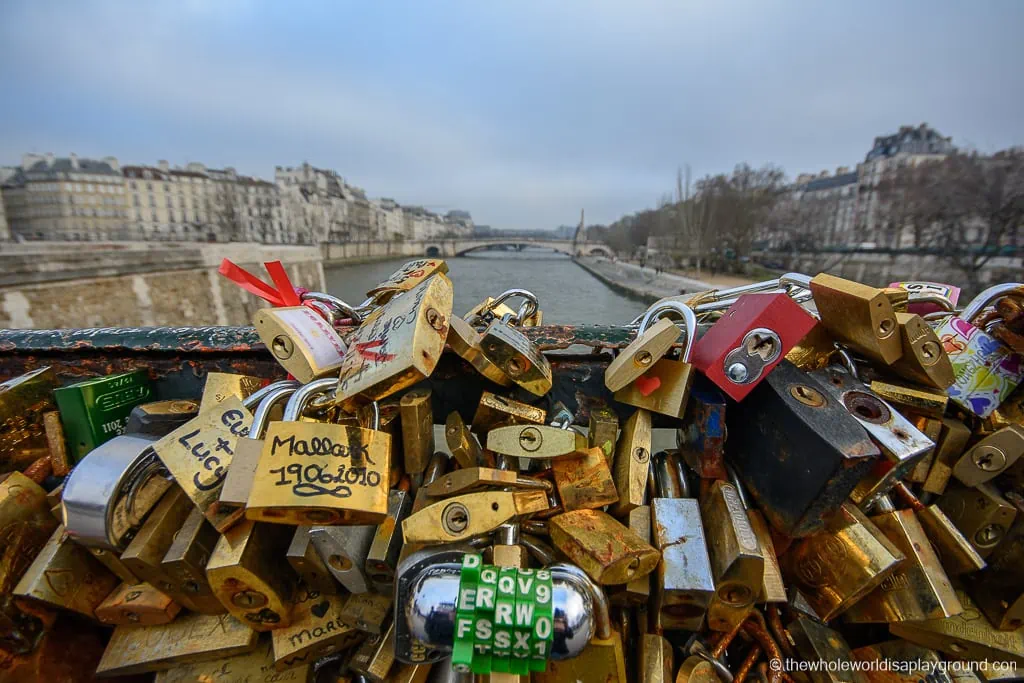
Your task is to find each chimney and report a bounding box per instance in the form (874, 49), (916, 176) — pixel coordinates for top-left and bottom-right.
(69, 153), (79, 169)
(158, 159), (170, 172)
(46, 152), (55, 167)
(103, 156), (120, 172)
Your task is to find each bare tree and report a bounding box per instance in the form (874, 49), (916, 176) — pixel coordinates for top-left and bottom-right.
(211, 181), (246, 242)
(675, 165), (717, 275)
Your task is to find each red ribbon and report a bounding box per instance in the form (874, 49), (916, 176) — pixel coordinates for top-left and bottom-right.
(218, 259), (302, 307)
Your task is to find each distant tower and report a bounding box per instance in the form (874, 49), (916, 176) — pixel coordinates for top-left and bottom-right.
(572, 209), (585, 253)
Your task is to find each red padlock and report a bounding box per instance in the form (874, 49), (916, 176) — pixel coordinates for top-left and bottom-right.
(690, 292), (817, 401)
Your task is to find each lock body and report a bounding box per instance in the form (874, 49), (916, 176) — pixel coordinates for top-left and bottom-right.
(969, 493), (1024, 630)
(613, 356), (695, 418)
(487, 425), (588, 460)
(548, 509), (659, 585)
(253, 306), (348, 383)
(366, 487), (413, 592)
(788, 617), (862, 683)
(445, 411), (490, 469)
(271, 588), (364, 671)
(0, 367), (57, 473)
(936, 315), (1024, 417)
(869, 379), (949, 418)
(809, 273), (902, 364)
(471, 391), (546, 433)
(922, 417), (973, 495)
(54, 369), (153, 464)
(952, 425), (1024, 487)
(286, 526), (339, 595)
(198, 371), (264, 413)
(477, 319), (553, 396)
(340, 592), (394, 634)
(366, 258), (449, 305)
(890, 312), (956, 389)
(701, 480), (764, 631)
(676, 379), (728, 480)
(587, 405), (618, 467)
(400, 388), (435, 480)
(402, 490), (549, 544)
(160, 505), (225, 613)
(95, 582), (181, 626)
(447, 315), (514, 387)
(309, 524), (377, 594)
(651, 497), (714, 630)
(604, 316), (681, 392)
(691, 292), (816, 400)
(937, 482), (1019, 558)
(610, 409), (652, 517)
(551, 446), (619, 511)
(728, 361), (881, 537)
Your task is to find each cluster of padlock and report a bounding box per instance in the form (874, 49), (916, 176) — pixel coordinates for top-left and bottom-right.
(1, 260), (1024, 683)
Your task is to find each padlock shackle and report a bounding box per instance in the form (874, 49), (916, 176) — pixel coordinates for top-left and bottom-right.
(303, 299), (337, 326)
(637, 300), (697, 362)
(489, 288), (539, 321)
(549, 562), (612, 640)
(423, 452), (450, 488)
(301, 291), (363, 324)
(726, 464), (749, 510)
(249, 385), (301, 439)
(652, 452), (682, 499)
(242, 379), (300, 411)
(960, 283), (1024, 323)
(520, 533), (558, 565)
(282, 377), (339, 421)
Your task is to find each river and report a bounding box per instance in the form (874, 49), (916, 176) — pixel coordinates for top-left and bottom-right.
(324, 249), (647, 325)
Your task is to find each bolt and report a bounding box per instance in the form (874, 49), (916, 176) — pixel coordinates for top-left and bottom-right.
(972, 446), (1007, 472)
(231, 590), (269, 609)
(271, 335), (294, 360)
(519, 427), (542, 452)
(726, 362), (749, 383)
(442, 502), (470, 534)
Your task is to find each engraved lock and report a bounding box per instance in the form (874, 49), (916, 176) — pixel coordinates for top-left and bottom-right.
(781, 502), (904, 621)
(152, 395), (255, 528)
(308, 524), (377, 594)
(806, 272), (903, 364)
(728, 361), (881, 538)
(366, 258), (450, 306)
(610, 408), (652, 518)
(335, 273), (453, 410)
(471, 391), (546, 433)
(937, 482), (1019, 558)
(810, 366), (934, 510)
(551, 446), (619, 511)
(890, 587), (1024, 667)
(341, 592), (394, 635)
(366, 485), (414, 592)
(650, 452), (714, 631)
(217, 381), (299, 530)
(246, 379), (391, 525)
(605, 300), (694, 393)
(400, 388), (435, 484)
(970, 492), (1024, 631)
(444, 412), (490, 469)
(477, 315), (553, 396)
(548, 508), (659, 585)
(587, 404), (618, 468)
(614, 303), (699, 418)
(701, 479), (765, 631)
(402, 490), (549, 544)
(487, 424), (588, 461)
(676, 376), (728, 480)
(727, 466), (787, 605)
(14, 523), (120, 620)
(0, 366), (57, 473)
(447, 315), (515, 388)
(271, 587), (364, 671)
(253, 305), (349, 383)
(692, 290), (817, 401)
(96, 612), (259, 677)
(844, 496), (962, 623)
(205, 519), (297, 630)
(54, 369), (153, 465)
(198, 371), (264, 413)
(935, 283), (1024, 418)
(286, 526), (340, 595)
(160, 506), (226, 614)
(890, 311), (956, 389)
(95, 581), (181, 626)
(922, 416), (974, 495)
(869, 379), (949, 418)
(952, 425), (1024, 487)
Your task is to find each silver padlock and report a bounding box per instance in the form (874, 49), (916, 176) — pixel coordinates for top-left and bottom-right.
(309, 524), (377, 594)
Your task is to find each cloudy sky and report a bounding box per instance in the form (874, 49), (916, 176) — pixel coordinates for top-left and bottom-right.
(1, 1), (1022, 230)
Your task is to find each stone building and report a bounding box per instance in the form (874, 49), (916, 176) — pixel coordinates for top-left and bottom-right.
(123, 161), (219, 241)
(2, 154), (128, 241)
(787, 167), (859, 247)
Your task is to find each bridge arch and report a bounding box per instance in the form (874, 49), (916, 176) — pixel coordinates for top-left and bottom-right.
(424, 244), (442, 257)
(582, 245), (614, 258)
(455, 242), (575, 257)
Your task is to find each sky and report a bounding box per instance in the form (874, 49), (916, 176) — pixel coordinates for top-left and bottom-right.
(1, 1), (1022, 231)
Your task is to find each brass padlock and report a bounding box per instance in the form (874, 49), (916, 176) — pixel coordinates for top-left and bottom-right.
(782, 502), (904, 621)
(650, 452), (714, 631)
(447, 314), (514, 387)
(205, 519), (297, 630)
(890, 311), (956, 389)
(155, 638), (314, 682)
(476, 316), (553, 396)
(95, 581), (181, 626)
(198, 371), (264, 413)
(868, 379), (949, 418)
(548, 508), (659, 585)
(470, 391), (546, 433)
(969, 492), (1024, 630)
(366, 484), (413, 592)
(286, 526), (339, 595)
(587, 404), (618, 467)
(844, 496), (962, 623)
(788, 616), (862, 683)
(610, 408), (652, 518)
(402, 490), (549, 544)
(445, 411), (490, 469)
(152, 396), (254, 527)
(217, 381), (299, 530)
(890, 481), (986, 577)
(727, 466), (787, 604)
(605, 300), (692, 392)
(96, 612), (259, 677)
(246, 379), (391, 525)
(907, 413), (942, 483)
(808, 272), (902, 364)
(365, 258), (449, 306)
(614, 302), (698, 419)
(348, 619), (397, 682)
(464, 288), (539, 328)
(922, 416), (973, 495)
(340, 592), (394, 635)
(160, 505), (228, 613)
(400, 388), (435, 484)
(609, 503), (652, 607)
(0, 366), (57, 473)
(551, 446), (619, 511)
(270, 587), (364, 671)
(486, 424), (588, 461)
(422, 466), (552, 496)
(253, 305), (350, 382)
(308, 523), (377, 594)
(14, 524), (119, 620)
(952, 425), (1024, 487)
(937, 482), (1018, 558)
(335, 273), (453, 410)
(701, 479), (765, 631)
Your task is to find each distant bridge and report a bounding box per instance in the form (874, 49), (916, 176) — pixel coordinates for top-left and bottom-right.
(420, 237), (614, 259)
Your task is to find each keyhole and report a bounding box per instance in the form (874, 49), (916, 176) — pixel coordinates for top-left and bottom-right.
(518, 427), (542, 452)
(443, 502), (470, 534)
(746, 332), (778, 360)
(972, 446), (1006, 472)
(231, 590), (268, 608)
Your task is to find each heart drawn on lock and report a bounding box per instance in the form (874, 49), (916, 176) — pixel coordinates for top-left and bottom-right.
(635, 374), (662, 397)
(311, 600), (330, 619)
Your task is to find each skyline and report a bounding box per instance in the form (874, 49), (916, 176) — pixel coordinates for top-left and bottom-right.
(2, 1), (1023, 231)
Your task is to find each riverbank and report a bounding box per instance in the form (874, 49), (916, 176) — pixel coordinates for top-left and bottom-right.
(574, 256), (718, 303)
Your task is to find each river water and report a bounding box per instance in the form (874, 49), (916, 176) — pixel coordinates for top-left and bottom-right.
(324, 250), (646, 325)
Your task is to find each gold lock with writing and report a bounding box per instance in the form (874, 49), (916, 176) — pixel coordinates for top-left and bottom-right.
(253, 305), (350, 383)
(95, 581), (182, 626)
(270, 586), (364, 671)
(365, 258), (449, 306)
(198, 372), (264, 414)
